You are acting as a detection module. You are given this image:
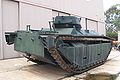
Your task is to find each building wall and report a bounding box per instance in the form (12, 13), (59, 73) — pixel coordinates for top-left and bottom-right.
(16, 0), (104, 22)
(19, 2), (52, 30)
(2, 0), (20, 59)
(15, 0), (105, 34)
(0, 0), (3, 59)
(118, 31), (120, 42)
(0, 0), (105, 59)
(98, 22), (105, 35)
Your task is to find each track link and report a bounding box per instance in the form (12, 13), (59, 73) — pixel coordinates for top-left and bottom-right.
(48, 35), (112, 73)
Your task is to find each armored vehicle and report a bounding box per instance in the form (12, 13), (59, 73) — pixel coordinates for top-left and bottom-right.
(5, 16), (112, 73)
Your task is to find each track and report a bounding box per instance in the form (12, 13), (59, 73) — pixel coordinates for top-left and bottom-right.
(48, 35), (112, 73)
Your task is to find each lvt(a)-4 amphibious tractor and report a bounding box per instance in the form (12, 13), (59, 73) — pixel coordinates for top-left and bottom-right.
(5, 16), (112, 73)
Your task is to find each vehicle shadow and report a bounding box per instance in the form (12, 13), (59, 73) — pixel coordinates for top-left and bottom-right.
(21, 63), (70, 80)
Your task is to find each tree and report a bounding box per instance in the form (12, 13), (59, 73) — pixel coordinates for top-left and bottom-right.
(105, 4), (120, 39)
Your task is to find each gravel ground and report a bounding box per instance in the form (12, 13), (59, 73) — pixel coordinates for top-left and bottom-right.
(0, 50), (120, 80)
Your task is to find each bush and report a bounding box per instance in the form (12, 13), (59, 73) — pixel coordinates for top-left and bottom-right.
(106, 32), (118, 40)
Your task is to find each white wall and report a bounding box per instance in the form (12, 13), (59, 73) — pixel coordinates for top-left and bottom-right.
(2, 0), (20, 59)
(20, 2), (52, 30)
(0, 0), (3, 59)
(15, 0), (105, 34)
(52, 10), (70, 17)
(15, 0), (104, 22)
(98, 22), (105, 35)
(118, 31), (120, 42)
(96, 0), (104, 22)
(81, 18), (86, 30)
(87, 19), (98, 32)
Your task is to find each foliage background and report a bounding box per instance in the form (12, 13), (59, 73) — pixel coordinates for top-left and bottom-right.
(105, 4), (120, 40)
